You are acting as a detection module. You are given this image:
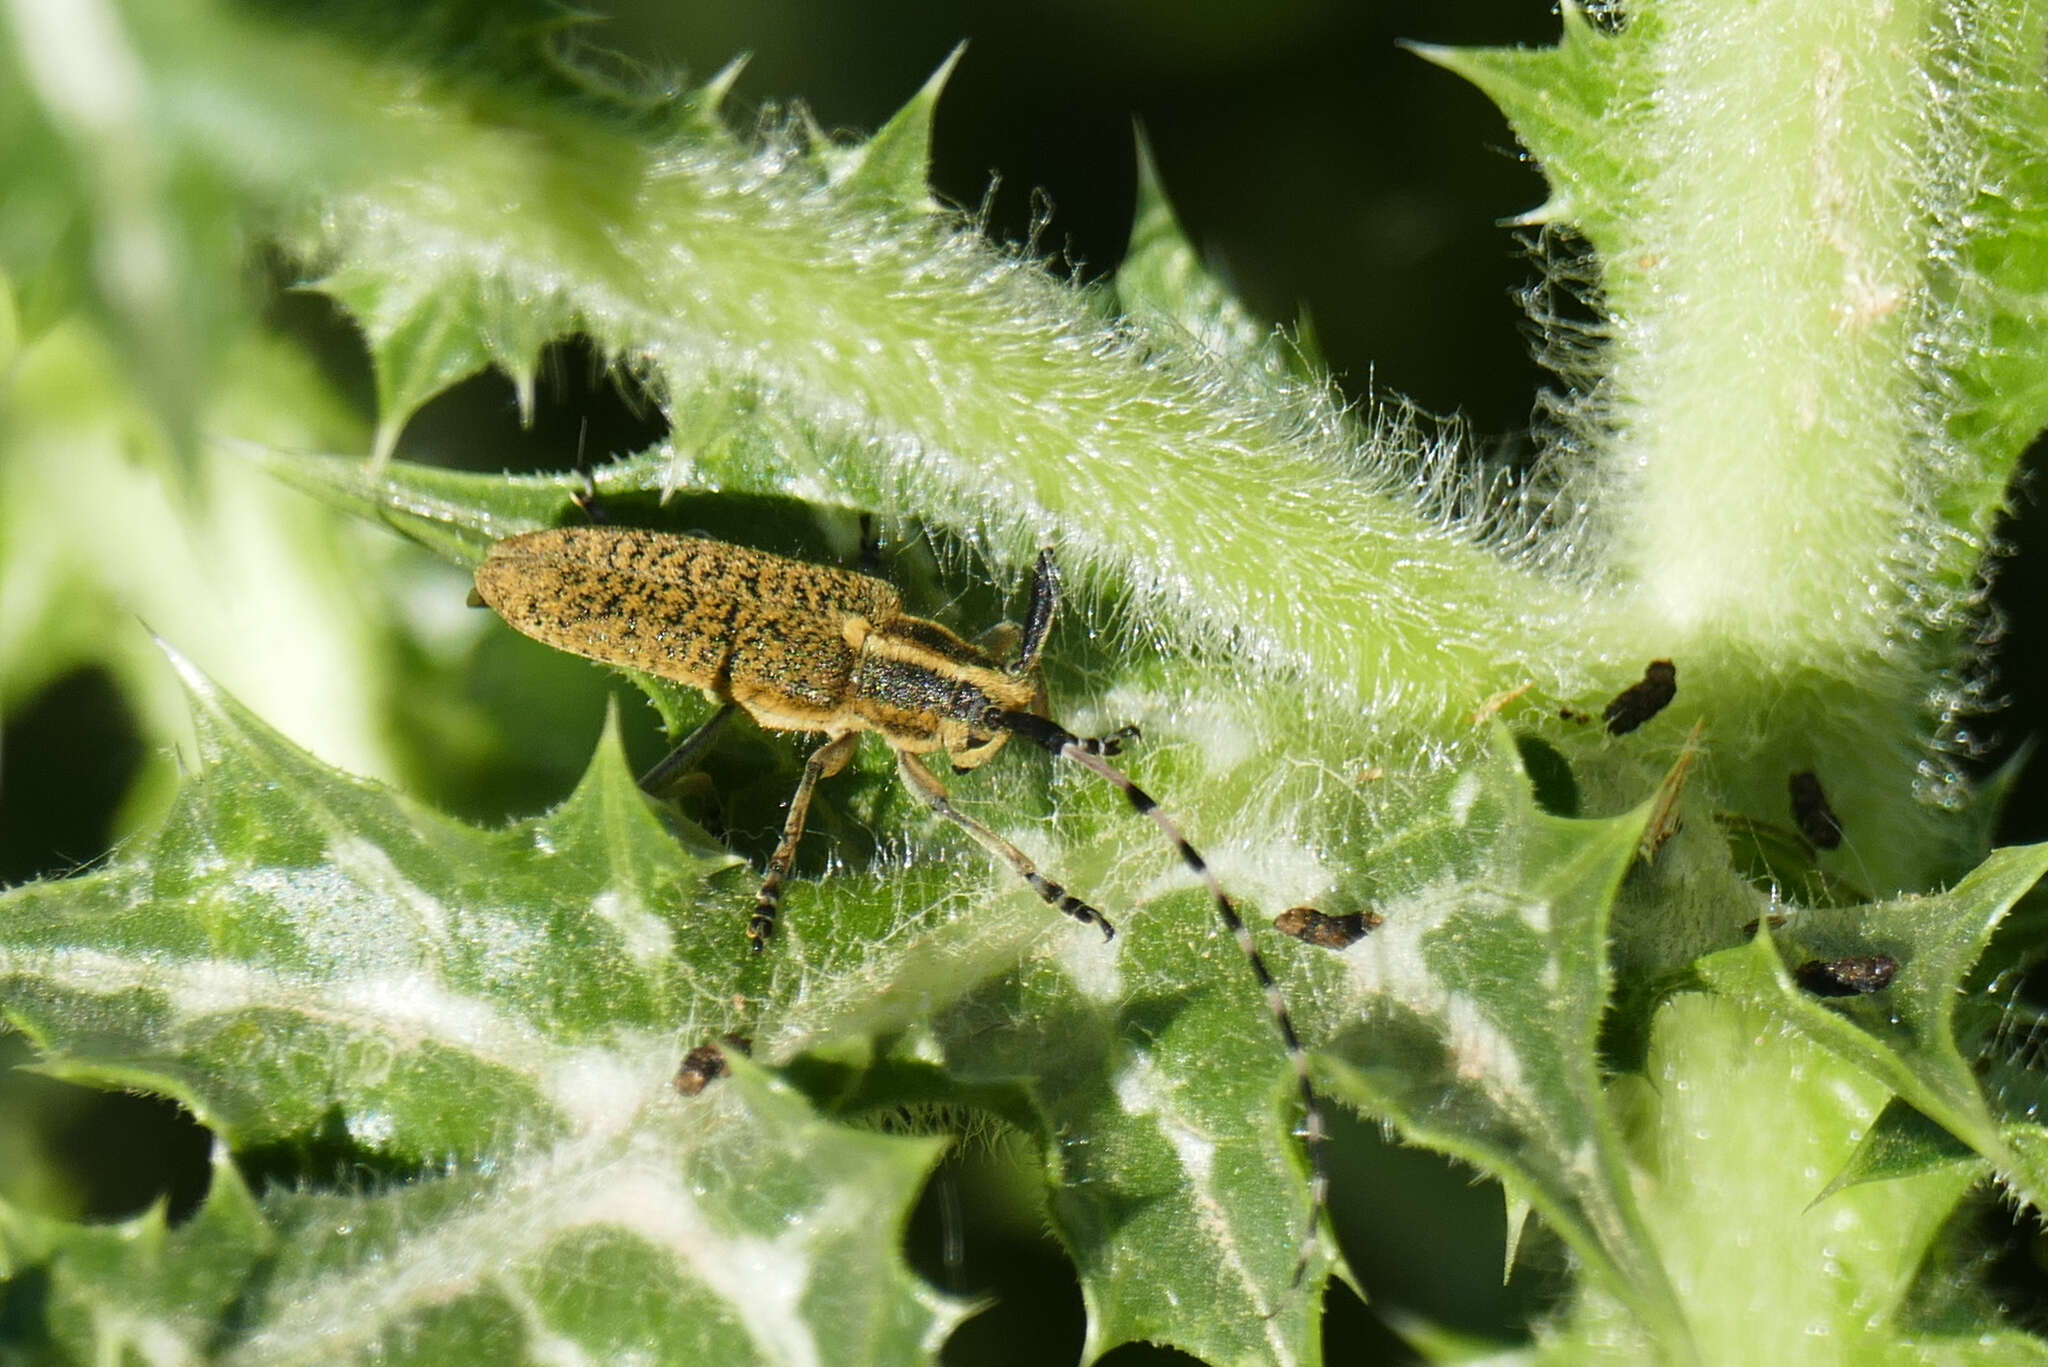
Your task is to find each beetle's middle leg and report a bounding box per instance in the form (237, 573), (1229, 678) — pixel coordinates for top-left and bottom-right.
(750, 731), (860, 950)
(895, 750), (1115, 940)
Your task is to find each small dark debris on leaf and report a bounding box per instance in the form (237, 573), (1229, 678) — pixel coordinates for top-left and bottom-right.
(1742, 913), (1790, 938)
(1788, 771), (1843, 850)
(1603, 660), (1677, 735)
(675, 1034), (753, 1096)
(674, 1046), (728, 1096)
(1558, 707), (1592, 724)
(1273, 906), (1382, 950)
(1793, 955), (1898, 998)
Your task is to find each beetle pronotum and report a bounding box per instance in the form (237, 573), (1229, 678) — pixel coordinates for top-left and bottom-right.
(471, 526), (1327, 1284)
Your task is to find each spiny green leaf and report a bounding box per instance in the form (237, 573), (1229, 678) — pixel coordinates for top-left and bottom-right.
(254, 13), (1572, 735)
(321, 261), (588, 464)
(0, 652), (978, 1363)
(1409, 3), (1654, 249)
(1, 1069), (965, 1366)
(1820, 1098), (1982, 1202)
(321, 265), (498, 471)
(1316, 728), (1685, 1348)
(0, 649), (734, 1150)
(823, 45), (959, 210)
(1932, 3), (2048, 483)
(1695, 844), (2048, 1207)
(1556, 994), (1989, 1367)
(1115, 131), (1286, 376)
(923, 900), (1330, 1363)
(0, 0), (593, 463)
(221, 1058), (965, 1367)
(1424, 0), (2042, 895)
(0, 1148), (273, 1357)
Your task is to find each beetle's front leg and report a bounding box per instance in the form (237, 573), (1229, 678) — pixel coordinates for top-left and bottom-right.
(893, 750), (1114, 940)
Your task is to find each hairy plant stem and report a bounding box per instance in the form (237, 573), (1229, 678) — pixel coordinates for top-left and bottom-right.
(1596, 0), (1938, 654)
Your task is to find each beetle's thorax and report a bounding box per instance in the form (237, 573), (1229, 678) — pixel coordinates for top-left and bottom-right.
(847, 612), (1039, 766)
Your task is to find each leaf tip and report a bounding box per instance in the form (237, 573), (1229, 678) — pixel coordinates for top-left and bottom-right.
(697, 52), (750, 120)
(1126, 122), (1181, 249)
(1501, 1186), (1534, 1283)
(833, 43), (964, 208)
(1396, 37), (1456, 72)
(1503, 195), (1570, 228)
(148, 631), (214, 703)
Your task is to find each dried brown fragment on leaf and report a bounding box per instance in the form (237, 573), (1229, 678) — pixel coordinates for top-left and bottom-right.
(675, 1034), (753, 1096)
(1603, 659), (1677, 735)
(1273, 906), (1382, 950)
(1789, 771), (1844, 850)
(674, 1045), (728, 1097)
(1638, 718), (1707, 863)
(1793, 955), (1898, 998)
(1470, 682), (1532, 725)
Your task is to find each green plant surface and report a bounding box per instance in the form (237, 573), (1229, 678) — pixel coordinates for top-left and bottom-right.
(1318, 732), (1680, 1346)
(1699, 849), (2048, 1206)
(191, 448), (1364, 1361)
(6, 2), (2048, 1365)
(0, 655), (967, 1364)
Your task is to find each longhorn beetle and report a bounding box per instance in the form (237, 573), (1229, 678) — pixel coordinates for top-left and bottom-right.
(471, 526), (1327, 1285)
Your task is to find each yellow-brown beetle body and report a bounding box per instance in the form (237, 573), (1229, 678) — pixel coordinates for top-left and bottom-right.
(471, 524), (1332, 1284)
(474, 528), (1040, 768)
(474, 527), (1110, 947)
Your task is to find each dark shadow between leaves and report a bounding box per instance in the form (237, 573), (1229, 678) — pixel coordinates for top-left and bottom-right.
(0, 1265), (52, 1357)
(0, 1055), (213, 1225)
(232, 1103), (429, 1200)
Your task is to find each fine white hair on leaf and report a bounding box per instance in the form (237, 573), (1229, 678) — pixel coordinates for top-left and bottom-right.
(322, 90), (1590, 735)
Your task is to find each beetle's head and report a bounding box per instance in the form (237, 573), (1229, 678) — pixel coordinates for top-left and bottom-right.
(941, 669), (1041, 771)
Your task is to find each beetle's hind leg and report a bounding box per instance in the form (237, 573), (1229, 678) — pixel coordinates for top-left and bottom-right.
(750, 731), (860, 951)
(895, 750), (1115, 939)
(639, 702), (741, 797)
